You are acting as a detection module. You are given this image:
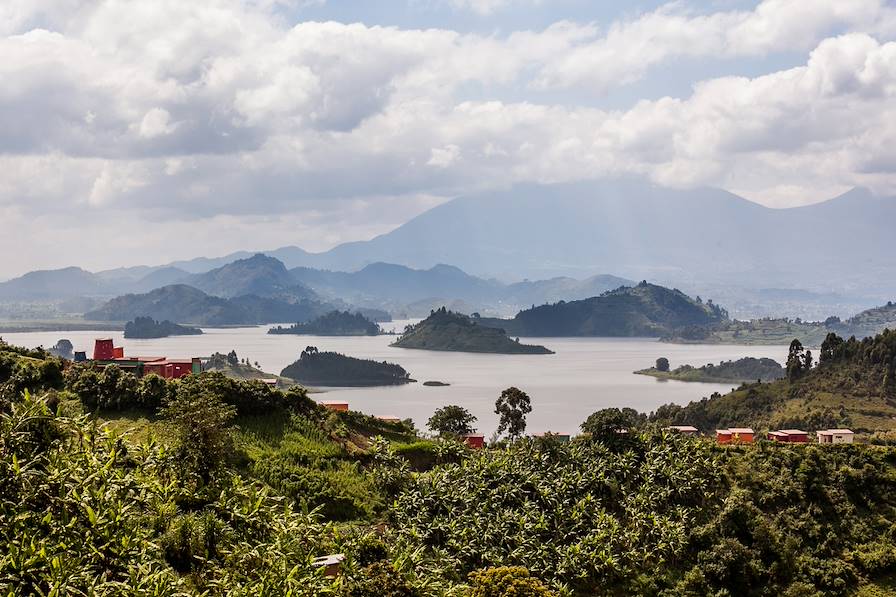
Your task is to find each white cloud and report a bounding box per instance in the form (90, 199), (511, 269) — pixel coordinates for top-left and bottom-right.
(1, 0), (895, 277)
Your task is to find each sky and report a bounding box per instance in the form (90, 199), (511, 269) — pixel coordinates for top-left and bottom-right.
(2, 0), (896, 279)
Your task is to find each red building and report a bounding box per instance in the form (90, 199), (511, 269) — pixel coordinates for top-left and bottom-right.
(716, 428), (755, 444)
(462, 434), (485, 449)
(768, 429), (809, 443)
(90, 339), (200, 379)
(321, 401), (349, 412)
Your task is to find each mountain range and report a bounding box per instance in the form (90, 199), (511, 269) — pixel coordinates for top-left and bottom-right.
(77, 179), (891, 297)
(3, 179), (896, 319)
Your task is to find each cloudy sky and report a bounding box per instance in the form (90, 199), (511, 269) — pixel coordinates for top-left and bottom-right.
(2, 0), (896, 279)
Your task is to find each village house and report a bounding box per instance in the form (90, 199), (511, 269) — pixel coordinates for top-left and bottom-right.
(666, 425), (699, 436)
(462, 434), (485, 449)
(532, 432), (571, 443)
(767, 429), (809, 443)
(816, 429), (855, 444)
(320, 401), (349, 412)
(716, 428), (754, 444)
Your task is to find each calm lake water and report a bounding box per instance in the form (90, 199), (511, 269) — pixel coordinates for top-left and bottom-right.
(3, 321), (787, 435)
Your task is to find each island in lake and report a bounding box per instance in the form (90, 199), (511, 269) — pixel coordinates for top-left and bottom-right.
(636, 356), (785, 384)
(268, 310), (381, 336)
(123, 316), (202, 339)
(391, 307), (553, 354)
(280, 346), (414, 387)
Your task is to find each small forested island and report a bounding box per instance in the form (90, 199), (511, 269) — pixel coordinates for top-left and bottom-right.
(636, 356), (785, 383)
(268, 310), (381, 336)
(392, 307), (553, 354)
(280, 346), (414, 386)
(123, 316), (203, 339)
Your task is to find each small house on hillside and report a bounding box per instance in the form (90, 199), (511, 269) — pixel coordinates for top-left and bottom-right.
(462, 434), (485, 449)
(716, 428), (754, 444)
(667, 425), (699, 436)
(768, 429), (809, 443)
(376, 416), (402, 423)
(817, 429), (854, 444)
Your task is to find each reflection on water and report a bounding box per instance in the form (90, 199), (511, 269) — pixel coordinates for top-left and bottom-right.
(3, 321), (787, 435)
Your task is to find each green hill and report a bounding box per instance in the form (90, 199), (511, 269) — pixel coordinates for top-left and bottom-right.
(481, 281), (727, 337)
(280, 346), (414, 386)
(268, 310), (381, 336)
(85, 284), (331, 326)
(392, 307), (554, 354)
(636, 357), (784, 383)
(651, 329), (896, 435)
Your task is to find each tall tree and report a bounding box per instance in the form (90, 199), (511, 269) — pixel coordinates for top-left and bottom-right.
(786, 339), (805, 381)
(656, 357), (670, 372)
(428, 405), (477, 437)
(495, 387), (532, 440)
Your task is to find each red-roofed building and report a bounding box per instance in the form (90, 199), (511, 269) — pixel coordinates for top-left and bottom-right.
(768, 429), (809, 443)
(462, 434), (485, 449)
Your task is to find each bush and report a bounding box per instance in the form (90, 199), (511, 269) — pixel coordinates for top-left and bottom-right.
(467, 567), (555, 597)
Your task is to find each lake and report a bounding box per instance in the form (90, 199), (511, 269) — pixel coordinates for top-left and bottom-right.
(3, 322), (787, 435)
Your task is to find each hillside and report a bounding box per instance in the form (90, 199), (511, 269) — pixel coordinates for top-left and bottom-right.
(392, 307), (553, 354)
(651, 329), (896, 434)
(280, 346), (413, 386)
(6, 338), (896, 594)
(838, 301), (896, 339)
(84, 284), (330, 326)
(636, 357), (784, 383)
(482, 282), (727, 337)
(186, 254), (317, 300)
(123, 316), (202, 339)
(269, 310), (381, 336)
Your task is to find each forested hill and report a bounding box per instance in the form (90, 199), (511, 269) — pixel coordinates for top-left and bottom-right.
(482, 282), (727, 337)
(652, 330), (896, 435)
(85, 284), (331, 326)
(392, 308), (554, 354)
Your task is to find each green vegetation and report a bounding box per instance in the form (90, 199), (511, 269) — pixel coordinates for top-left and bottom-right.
(8, 335), (896, 595)
(494, 386), (531, 440)
(428, 405), (477, 437)
(281, 346), (414, 387)
(124, 316), (203, 338)
(651, 329), (896, 434)
(393, 307), (553, 354)
(268, 310), (381, 336)
(636, 356), (784, 383)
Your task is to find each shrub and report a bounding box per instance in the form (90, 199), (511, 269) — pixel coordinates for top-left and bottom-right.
(467, 567), (555, 597)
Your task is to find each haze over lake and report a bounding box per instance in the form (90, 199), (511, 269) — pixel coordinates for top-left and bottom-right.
(4, 322), (787, 435)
